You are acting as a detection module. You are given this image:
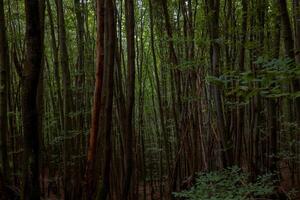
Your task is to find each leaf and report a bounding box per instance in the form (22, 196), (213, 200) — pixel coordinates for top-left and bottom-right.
(290, 91), (300, 98)
(206, 75), (225, 86)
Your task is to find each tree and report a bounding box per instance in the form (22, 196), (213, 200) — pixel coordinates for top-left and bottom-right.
(86, 0), (104, 198)
(22, 0), (43, 199)
(1, 0), (300, 199)
(0, 0), (10, 184)
(278, 0), (294, 59)
(206, 0), (229, 166)
(96, 0), (116, 199)
(122, 0), (136, 198)
(56, 0), (74, 198)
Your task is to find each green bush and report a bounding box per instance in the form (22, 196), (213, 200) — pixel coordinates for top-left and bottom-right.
(173, 167), (276, 200)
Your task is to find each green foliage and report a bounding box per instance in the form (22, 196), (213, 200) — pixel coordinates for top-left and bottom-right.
(173, 167), (275, 200)
(206, 57), (300, 106)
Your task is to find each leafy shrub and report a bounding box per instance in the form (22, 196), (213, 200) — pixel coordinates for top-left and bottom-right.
(206, 57), (300, 107)
(173, 166), (276, 200)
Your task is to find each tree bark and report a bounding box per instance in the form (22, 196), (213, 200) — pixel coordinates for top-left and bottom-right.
(96, 0), (116, 199)
(22, 0), (43, 199)
(86, 0), (104, 198)
(122, 0), (135, 198)
(206, 0), (229, 167)
(271, 2), (281, 173)
(278, 0), (294, 59)
(278, 0), (300, 122)
(0, 0), (10, 184)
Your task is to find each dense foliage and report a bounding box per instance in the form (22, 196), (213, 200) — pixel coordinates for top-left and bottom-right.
(174, 167), (276, 200)
(0, 0), (300, 199)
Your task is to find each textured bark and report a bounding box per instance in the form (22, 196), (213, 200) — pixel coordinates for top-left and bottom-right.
(37, 0), (45, 144)
(86, 0), (104, 198)
(161, 0), (178, 66)
(235, 0), (248, 165)
(238, 0), (248, 72)
(160, 1), (178, 191)
(122, 0), (135, 198)
(96, 0), (116, 199)
(278, 0), (295, 59)
(22, 0), (43, 199)
(278, 0), (300, 122)
(294, 0), (300, 63)
(292, 0), (300, 123)
(0, 0), (10, 183)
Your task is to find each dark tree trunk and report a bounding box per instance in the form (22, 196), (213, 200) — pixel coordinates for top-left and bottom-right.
(74, 0), (85, 130)
(206, 0), (229, 167)
(46, 0), (64, 132)
(0, 0), (10, 184)
(278, 0), (295, 59)
(22, 0), (43, 199)
(96, 0), (116, 199)
(236, 0), (248, 165)
(122, 0), (135, 198)
(278, 0), (300, 123)
(37, 0), (45, 196)
(269, 3), (281, 175)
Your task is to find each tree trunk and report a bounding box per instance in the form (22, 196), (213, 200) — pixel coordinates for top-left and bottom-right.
(122, 0), (135, 198)
(74, 0), (85, 130)
(96, 0), (116, 199)
(0, 0), (10, 184)
(86, 0), (104, 198)
(292, 0), (300, 123)
(278, 0), (295, 59)
(56, 0), (74, 198)
(235, 0), (248, 165)
(22, 0), (43, 199)
(46, 0), (64, 133)
(206, 0), (229, 167)
(268, 2), (281, 175)
(37, 0), (45, 196)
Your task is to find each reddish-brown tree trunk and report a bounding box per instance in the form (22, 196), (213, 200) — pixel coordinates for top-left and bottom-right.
(96, 0), (116, 199)
(86, 0), (104, 198)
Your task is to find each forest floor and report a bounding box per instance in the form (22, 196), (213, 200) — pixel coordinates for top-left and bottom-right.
(39, 166), (300, 200)
(280, 162), (300, 200)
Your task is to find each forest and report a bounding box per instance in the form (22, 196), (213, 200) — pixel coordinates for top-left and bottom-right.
(0, 0), (300, 199)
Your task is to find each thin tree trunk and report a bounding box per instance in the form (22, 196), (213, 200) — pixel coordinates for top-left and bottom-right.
(269, 3), (281, 175)
(37, 0), (45, 196)
(56, 0), (74, 198)
(0, 0), (10, 184)
(122, 0), (135, 198)
(235, 0), (248, 165)
(46, 0), (64, 133)
(74, 0), (85, 130)
(206, 0), (229, 167)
